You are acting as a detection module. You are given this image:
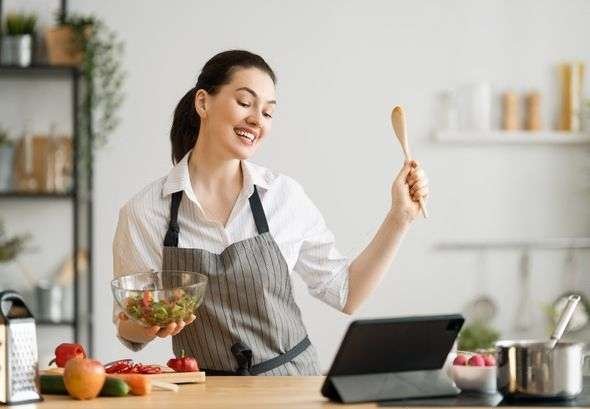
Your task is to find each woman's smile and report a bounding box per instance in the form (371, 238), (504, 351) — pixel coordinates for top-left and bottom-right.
(234, 126), (258, 145)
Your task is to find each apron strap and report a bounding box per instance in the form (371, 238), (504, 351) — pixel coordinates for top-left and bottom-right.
(203, 336), (311, 376)
(248, 186), (269, 234)
(163, 191), (183, 247)
(163, 184), (269, 247)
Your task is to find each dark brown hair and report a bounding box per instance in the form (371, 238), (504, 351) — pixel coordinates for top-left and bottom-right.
(170, 50), (276, 164)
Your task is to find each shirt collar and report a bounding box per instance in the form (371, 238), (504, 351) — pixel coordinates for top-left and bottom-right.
(162, 150), (276, 201)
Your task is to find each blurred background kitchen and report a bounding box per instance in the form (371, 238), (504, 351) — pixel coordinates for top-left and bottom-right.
(0, 0), (589, 371)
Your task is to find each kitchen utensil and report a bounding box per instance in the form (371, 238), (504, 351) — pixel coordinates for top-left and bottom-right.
(0, 290), (42, 404)
(549, 249), (589, 334)
(547, 295), (580, 349)
(390, 106), (428, 218)
(111, 270), (207, 327)
(35, 281), (63, 322)
(439, 90), (458, 131)
(525, 91), (541, 130)
(512, 251), (534, 334)
(497, 294), (586, 400)
(559, 62), (585, 131)
(465, 251), (497, 323)
(502, 92), (519, 130)
(152, 380), (180, 392)
(551, 293), (589, 334)
(496, 340), (588, 400)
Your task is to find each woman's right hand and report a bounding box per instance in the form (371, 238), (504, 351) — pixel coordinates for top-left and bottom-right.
(117, 312), (196, 343)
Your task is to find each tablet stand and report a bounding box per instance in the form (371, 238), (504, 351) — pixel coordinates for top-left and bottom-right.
(324, 368), (460, 403)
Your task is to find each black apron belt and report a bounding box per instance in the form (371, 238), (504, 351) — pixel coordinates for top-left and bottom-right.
(202, 336), (311, 376)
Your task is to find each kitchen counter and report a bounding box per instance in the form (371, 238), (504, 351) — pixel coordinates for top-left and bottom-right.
(30, 376), (576, 408)
(34, 376), (355, 408)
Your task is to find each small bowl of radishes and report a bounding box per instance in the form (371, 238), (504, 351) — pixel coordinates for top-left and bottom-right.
(449, 352), (497, 394)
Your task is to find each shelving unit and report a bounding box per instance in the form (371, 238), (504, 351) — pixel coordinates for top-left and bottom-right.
(433, 130), (590, 145)
(434, 238), (590, 251)
(0, 191), (74, 199)
(0, 0), (93, 355)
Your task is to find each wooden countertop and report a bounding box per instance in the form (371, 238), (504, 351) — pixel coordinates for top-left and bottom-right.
(36, 377), (361, 409)
(32, 376), (560, 408)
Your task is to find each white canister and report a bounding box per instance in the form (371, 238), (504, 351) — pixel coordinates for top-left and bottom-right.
(457, 83), (492, 131)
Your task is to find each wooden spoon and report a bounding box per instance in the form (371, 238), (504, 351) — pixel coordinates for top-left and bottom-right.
(391, 106), (428, 218)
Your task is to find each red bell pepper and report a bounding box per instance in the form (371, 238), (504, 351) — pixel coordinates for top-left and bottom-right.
(48, 343), (86, 367)
(167, 350), (199, 372)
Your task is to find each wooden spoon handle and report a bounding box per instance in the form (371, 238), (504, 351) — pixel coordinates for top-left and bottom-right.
(418, 198), (429, 219)
(391, 106), (428, 219)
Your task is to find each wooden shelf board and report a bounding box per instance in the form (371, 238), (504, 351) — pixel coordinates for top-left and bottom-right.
(434, 130), (590, 144)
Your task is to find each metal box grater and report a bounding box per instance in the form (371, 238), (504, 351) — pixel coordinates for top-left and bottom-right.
(0, 291), (41, 405)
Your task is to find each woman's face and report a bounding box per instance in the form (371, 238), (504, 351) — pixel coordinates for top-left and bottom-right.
(196, 67), (276, 160)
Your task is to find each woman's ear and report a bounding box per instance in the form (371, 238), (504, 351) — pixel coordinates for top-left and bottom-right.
(194, 89), (208, 119)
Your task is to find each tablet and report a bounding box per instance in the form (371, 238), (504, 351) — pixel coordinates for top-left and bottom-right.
(321, 314), (464, 403)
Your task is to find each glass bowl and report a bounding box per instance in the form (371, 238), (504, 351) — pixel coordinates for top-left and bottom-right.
(111, 270), (207, 327)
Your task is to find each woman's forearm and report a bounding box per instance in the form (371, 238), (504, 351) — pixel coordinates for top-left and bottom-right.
(342, 211), (410, 314)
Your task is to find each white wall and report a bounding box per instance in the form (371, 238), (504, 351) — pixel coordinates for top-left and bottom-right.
(3, 0), (590, 370)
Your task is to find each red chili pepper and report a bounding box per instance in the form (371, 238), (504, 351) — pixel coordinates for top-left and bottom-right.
(104, 359), (162, 374)
(167, 350), (199, 372)
(138, 364), (161, 374)
(48, 343), (86, 368)
(105, 359), (134, 374)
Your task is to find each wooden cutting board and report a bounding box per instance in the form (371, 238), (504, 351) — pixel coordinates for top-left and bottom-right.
(41, 367), (206, 384)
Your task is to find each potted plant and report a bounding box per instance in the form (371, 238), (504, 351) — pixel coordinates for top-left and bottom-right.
(0, 220), (28, 264)
(45, 13), (125, 161)
(1, 12), (37, 66)
(0, 128), (15, 191)
(44, 14), (91, 66)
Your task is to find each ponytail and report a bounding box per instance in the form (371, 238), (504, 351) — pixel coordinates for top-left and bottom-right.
(170, 87), (199, 164)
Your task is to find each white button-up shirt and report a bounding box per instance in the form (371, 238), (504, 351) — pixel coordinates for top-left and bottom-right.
(113, 151), (350, 313)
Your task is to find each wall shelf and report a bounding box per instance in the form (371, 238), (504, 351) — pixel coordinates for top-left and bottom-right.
(433, 130), (590, 145)
(37, 320), (75, 327)
(0, 64), (79, 77)
(0, 191), (74, 199)
(434, 238), (590, 251)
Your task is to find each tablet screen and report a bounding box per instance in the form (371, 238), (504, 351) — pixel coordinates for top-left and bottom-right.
(327, 314), (464, 376)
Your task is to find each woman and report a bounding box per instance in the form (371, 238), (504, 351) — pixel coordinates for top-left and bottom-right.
(113, 50), (429, 376)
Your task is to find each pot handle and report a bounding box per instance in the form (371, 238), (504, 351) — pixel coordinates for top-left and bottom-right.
(583, 352), (590, 375)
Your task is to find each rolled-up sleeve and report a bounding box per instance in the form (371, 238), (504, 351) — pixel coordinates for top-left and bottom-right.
(112, 203), (157, 351)
(291, 185), (350, 311)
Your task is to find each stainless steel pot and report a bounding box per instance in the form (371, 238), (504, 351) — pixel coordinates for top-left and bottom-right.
(496, 340), (588, 400)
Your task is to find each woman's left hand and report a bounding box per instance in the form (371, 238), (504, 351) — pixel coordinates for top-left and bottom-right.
(390, 160), (429, 224)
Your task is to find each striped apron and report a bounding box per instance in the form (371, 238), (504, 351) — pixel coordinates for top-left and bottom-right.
(162, 186), (321, 375)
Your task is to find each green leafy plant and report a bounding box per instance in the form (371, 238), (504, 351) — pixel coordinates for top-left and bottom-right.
(5, 13), (37, 36)
(458, 321), (500, 351)
(0, 221), (29, 263)
(0, 128), (12, 147)
(57, 13), (125, 154)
